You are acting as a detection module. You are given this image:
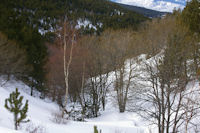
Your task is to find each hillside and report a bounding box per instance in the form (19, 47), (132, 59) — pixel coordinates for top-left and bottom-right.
(0, 75), (151, 133)
(110, 0), (186, 12)
(1, 51), (200, 132)
(0, 0), (149, 94)
(0, 0), (200, 133)
(59, 0), (148, 33)
(0, 0), (148, 35)
(0, 53), (160, 133)
(0, 54), (158, 133)
(116, 3), (169, 18)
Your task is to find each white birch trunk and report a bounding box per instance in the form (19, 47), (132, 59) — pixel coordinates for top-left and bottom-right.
(62, 20), (75, 117)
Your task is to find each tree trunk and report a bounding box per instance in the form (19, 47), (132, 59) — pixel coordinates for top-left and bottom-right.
(161, 84), (165, 133)
(14, 113), (18, 130)
(62, 19), (75, 117)
(102, 98), (105, 111)
(80, 61), (86, 120)
(30, 78), (33, 96)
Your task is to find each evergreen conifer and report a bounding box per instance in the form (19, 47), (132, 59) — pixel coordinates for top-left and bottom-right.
(5, 88), (29, 130)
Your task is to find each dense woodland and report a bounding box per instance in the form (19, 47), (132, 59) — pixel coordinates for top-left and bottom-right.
(0, 0), (147, 93)
(0, 0), (200, 132)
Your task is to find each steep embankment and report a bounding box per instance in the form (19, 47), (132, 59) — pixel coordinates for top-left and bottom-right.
(0, 76), (150, 133)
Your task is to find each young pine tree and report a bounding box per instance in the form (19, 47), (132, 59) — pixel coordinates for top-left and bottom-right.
(5, 88), (29, 130)
(94, 125), (102, 133)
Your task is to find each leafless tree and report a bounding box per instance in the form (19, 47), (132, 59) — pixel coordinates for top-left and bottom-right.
(45, 44), (65, 105)
(52, 17), (77, 117)
(114, 59), (138, 112)
(78, 35), (111, 117)
(133, 32), (200, 133)
(100, 29), (140, 113)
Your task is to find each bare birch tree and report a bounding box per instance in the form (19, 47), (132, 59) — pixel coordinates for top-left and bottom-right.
(60, 18), (77, 117)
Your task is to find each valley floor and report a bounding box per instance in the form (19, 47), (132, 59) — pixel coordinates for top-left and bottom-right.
(0, 78), (152, 133)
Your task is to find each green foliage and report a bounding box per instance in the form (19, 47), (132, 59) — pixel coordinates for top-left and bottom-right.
(0, 0), (48, 92)
(0, 0), (147, 93)
(69, 0), (147, 34)
(0, 0), (147, 35)
(0, 32), (31, 79)
(5, 88), (29, 130)
(181, 0), (200, 74)
(181, 0), (200, 34)
(94, 125), (101, 133)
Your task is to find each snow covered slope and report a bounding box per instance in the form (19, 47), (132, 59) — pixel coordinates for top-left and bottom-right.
(0, 77), (151, 133)
(1, 52), (199, 133)
(112, 0), (186, 12)
(0, 126), (20, 133)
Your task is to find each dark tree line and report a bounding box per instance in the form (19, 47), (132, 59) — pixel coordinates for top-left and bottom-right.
(0, 0), (147, 95)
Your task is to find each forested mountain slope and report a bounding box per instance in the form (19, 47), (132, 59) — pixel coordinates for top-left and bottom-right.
(116, 3), (169, 18)
(0, 0), (148, 35)
(0, 0), (147, 92)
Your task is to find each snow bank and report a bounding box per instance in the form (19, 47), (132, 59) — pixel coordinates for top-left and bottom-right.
(1, 51), (197, 133)
(0, 77), (151, 133)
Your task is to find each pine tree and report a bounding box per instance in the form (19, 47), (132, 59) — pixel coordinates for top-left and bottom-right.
(181, 0), (200, 74)
(181, 0), (200, 34)
(5, 88), (29, 130)
(94, 125), (101, 133)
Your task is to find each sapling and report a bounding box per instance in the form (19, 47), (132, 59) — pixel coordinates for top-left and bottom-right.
(5, 88), (29, 130)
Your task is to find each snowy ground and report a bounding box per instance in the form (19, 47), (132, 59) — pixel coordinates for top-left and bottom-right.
(0, 77), (151, 133)
(1, 52), (199, 133)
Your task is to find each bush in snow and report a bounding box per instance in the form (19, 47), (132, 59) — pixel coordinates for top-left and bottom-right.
(51, 111), (68, 124)
(25, 122), (46, 133)
(4, 88), (29, 130)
